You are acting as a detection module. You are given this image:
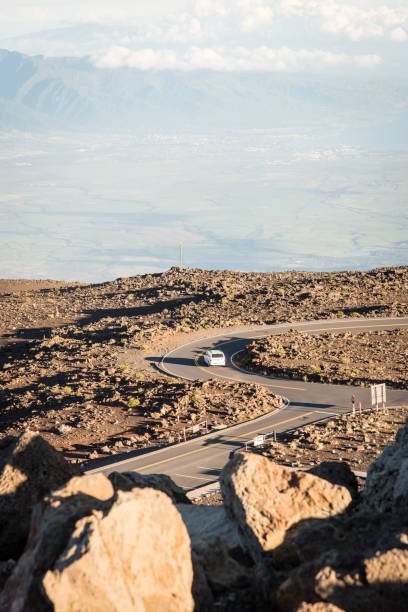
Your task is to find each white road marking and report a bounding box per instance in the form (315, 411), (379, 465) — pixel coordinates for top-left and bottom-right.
(314, 410), (340, 415)
(198, 466), (221, 471)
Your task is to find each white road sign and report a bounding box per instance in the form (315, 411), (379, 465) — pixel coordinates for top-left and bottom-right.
(371, 383), (386, 407)
(253, 435), (265, 447)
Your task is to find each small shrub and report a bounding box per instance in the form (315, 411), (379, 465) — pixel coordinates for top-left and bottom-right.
(128, 398), (140, 408)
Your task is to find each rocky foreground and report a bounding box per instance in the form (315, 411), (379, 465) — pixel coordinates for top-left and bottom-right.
(1, 418), (408, 611)
(1, 266), (407, 463)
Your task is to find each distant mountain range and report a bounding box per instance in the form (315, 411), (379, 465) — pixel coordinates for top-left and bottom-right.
(1, 48), (407, 132)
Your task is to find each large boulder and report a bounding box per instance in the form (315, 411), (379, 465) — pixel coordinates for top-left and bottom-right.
(308, 462), (358, 501)
(362, 417), (408, 512)
(0, 472), (115, 611)
(1, 473), (194, 612)
(191, 536), (250, 611)
(192, 536), (249, 595)
(108, 470), (191, 504)
(276, 419), (408, 611)
(176, 504), (241, 550)
(220, 453), (352, 561)
(295, 603), (346, 611)
(0, 432), (81, 560)
(277, 504), (408, 612)
(278, 538), (408, 612)
(176, 504), (249, 610)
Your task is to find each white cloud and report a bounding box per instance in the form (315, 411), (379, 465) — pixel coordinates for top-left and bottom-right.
(92, 46), (179, 70)
(194, 0), (229, 18)
(1, 0), (406, 74)
(92, 44), (381, 72)
(310, 2), (385, 40)
(227, 1), (408, 42)
(309, 1), (408, 41)
(355, 54), (382, 68)
(390, 26), (408, 42)
(241, 5), (275, 31)
(161, 14), (206, 43)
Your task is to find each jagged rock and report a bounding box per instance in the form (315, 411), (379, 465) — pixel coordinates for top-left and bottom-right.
(1, 475), (193, 612)
(109, 470), (191, 504)
(278, 543), (408, 612)
(52, 472), (114, 501)
(0, 473), (114, 610)
(177, 504), (241, 550)
(362, 417), (408, 512)
(221, 453), (352, 561)
(193, 535), (249, 594)
(0, 559), (15, 591)
(277, 512), (408, 612)
(42, 489), (194, 612)
(177, 504), (249, 610)
(191, 552), (214, 612)
(276, 552), (359, 612)
(295, 603), (346, 611)
(308, 462), (358, 500)
(0, 432), (81, 560)
(364, 547), (408, 585)
(294, 521), (337, 564)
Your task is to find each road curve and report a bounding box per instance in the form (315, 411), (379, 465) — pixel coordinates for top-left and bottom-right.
(89, 317), (408, 489)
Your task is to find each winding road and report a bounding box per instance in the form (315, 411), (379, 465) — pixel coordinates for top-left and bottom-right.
(90, 317), (408, 489)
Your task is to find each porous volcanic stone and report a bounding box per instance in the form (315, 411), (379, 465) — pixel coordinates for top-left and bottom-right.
(308, 462), (358, 500)
(1, 475), (193, 612)
(362, 417), (408, 512)
(0, 431), (81, 560)
(220, 453), (352, 561)
(295, 603), (346, 612)
(109, 470), (191, 504)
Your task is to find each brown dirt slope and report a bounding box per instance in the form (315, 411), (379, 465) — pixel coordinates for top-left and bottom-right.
(0, 266), (407, 463)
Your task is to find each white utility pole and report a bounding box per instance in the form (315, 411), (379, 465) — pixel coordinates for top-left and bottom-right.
(179, 241), (183, 269)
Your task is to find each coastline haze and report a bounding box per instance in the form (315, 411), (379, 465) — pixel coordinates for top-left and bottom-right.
(0, 0), (407, 281)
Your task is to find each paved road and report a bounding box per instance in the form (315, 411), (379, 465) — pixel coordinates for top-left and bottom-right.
(89, 317), (408, 489)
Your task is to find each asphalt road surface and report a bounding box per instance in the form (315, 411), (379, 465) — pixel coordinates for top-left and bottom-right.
(89, 316), (408, 489)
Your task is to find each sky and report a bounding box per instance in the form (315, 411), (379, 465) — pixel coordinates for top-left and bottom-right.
(1, 0), (408, 74)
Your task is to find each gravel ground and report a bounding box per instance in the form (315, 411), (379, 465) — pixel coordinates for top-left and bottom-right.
(236, 328), (408, 389)
(1, 266), (407, 463)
